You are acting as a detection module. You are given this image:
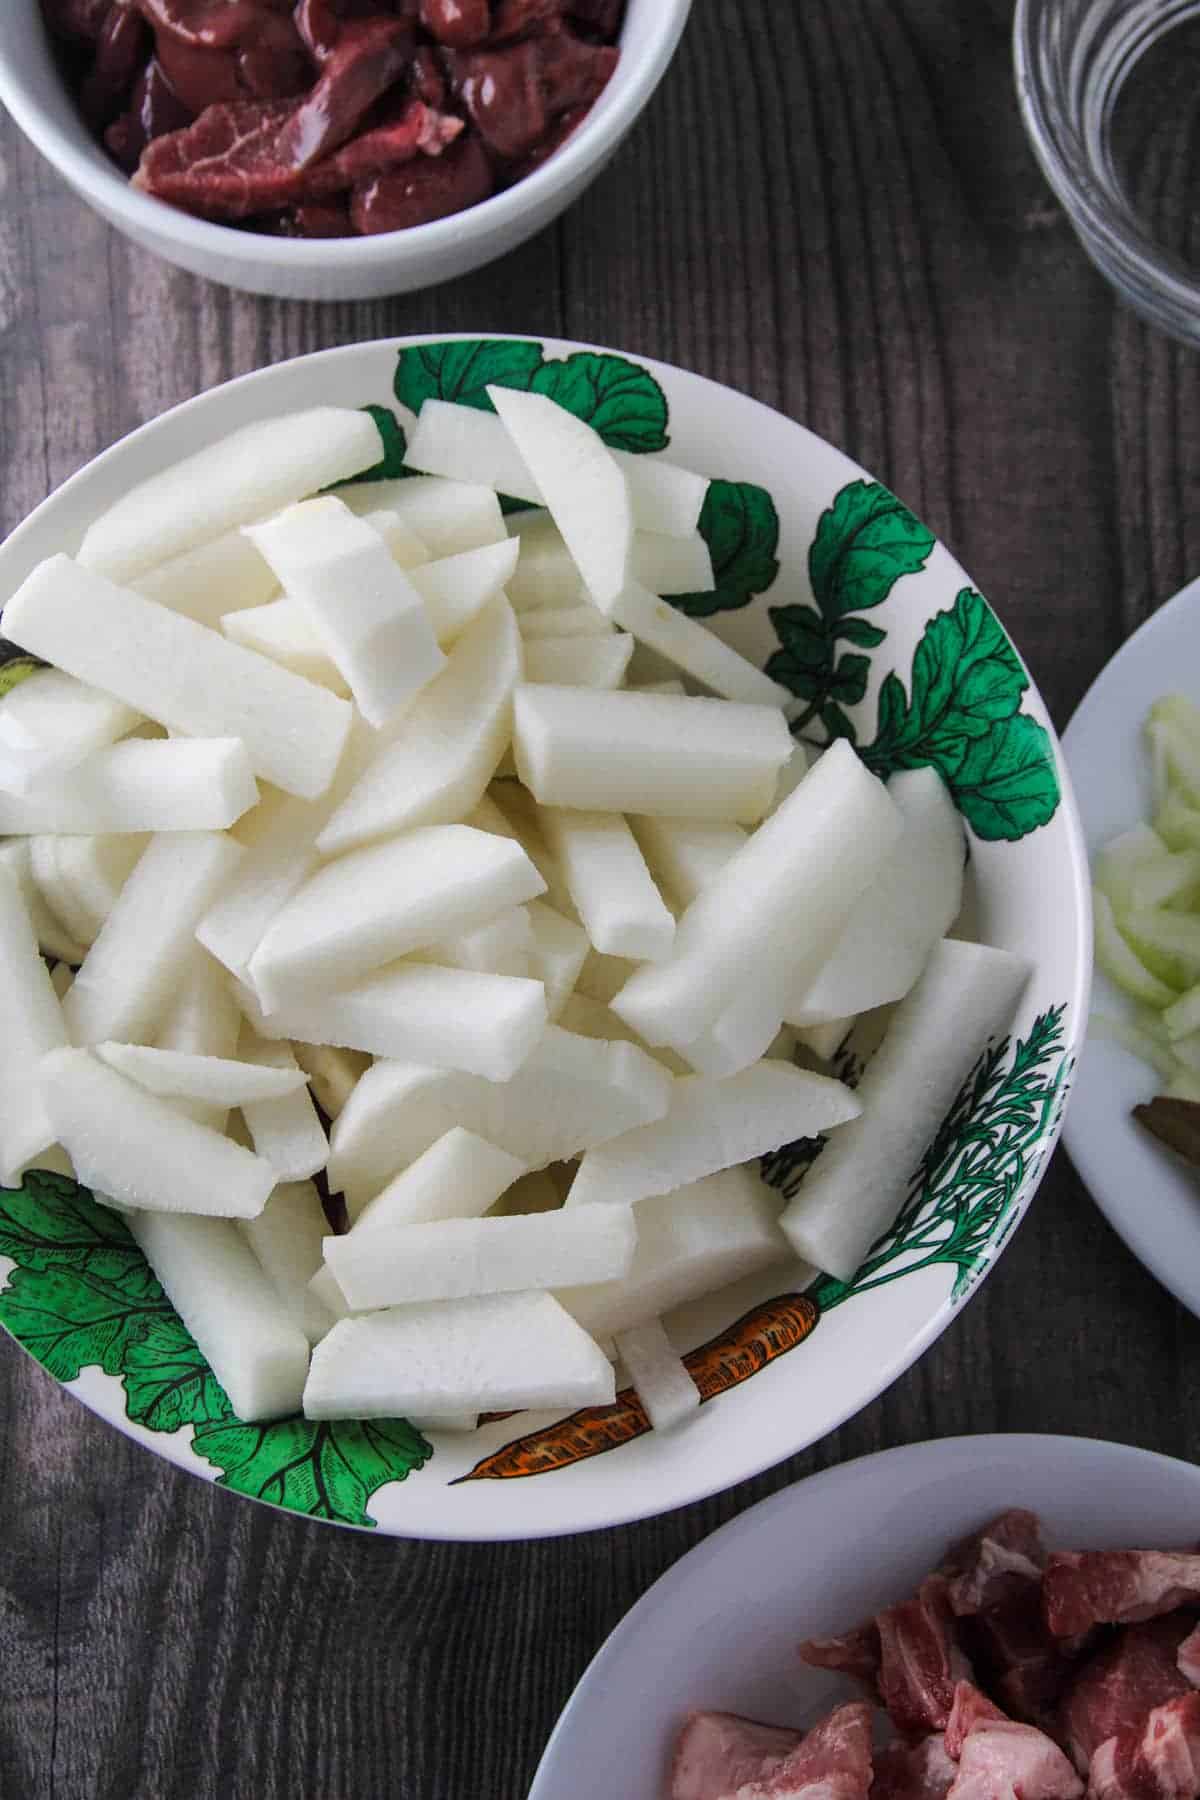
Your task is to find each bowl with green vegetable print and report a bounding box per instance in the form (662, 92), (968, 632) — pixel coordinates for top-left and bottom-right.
(0, 336), (1089, 1539)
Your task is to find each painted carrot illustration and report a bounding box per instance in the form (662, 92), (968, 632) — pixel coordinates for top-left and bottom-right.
(455, 1293), (820, 1483)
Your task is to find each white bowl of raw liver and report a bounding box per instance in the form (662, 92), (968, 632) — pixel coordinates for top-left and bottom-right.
(0, 334), (1089, 1538)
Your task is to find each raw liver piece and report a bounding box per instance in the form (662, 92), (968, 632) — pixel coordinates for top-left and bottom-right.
(275, 16), (414, 167)
(444, 26), (618, 159)
(351, 129), (490, 231)
(418, 0), (490, 47)
(877, 1578), (974, 1736)
(669, 1711), (802, 1800)
(1088, 1692), (1200, 1799)
(872, 1736), (958, 1800)
(1044, 1554), (1200, 1639)
(1058, 1618), (1195, 1774)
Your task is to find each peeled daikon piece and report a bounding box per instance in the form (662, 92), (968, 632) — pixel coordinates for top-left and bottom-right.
(237, 1029), (329, 1182)
(678, 985), (785, 1080)
(505, 513), (586, 612)
(629, 531), (714, 597)
(289, 1044), (369, 1121)
(0, 668), (140, 795)
(0, 839), (86, 963)
(410, 1412), (480, 1434)
(566, 1060), (861, 1210)
(604, 580), (789, 708)
(322, 1202), (636, 1311)
(251, 824), (544, 1007)
(130, 1209), (310, 1420)
(352, 1128), (527, 1232)
(540, 808), (675, 962)
(360, 508), (430, 570)
(783, 767), (965, 1026)
(246, 497), (445, 727)
(40, 1047), (276, 1217)
(256, 962), (548, 1083)
(0, 737), (258, 834)
(489, 386), (633, 607)
(339, 475), (506, 555)
(308, 1264), (350, 1324)
(48, 834), (146, 942)
(781, 940), (1029, 1280)
(612, 740), (903, 1049)
(77, 407), (381, 582)
(221, 599), (347, 694)
(132, 529), (279, 627)
(0, 867), (68, 1183)
(328, 1024), (672, 1213)
(519, 604), (613, 640)
(409, 538), (520, 646)
(303, 1291), (615, 1421)
(405, 398), (546, 503)
(771, 742), (814, 811)
(576, 948), (640, 1004)
(513, 685), (791, 823)
(555, 994), (690, 1075)
(64, 832), (240, 1047)
(154, 942), (242, 1130)
(630, 817), (747, 910)
(4, 557), (353, 801)
(557, 1166), (789, 1339)
(485, 780), (579, 919)
(615, 1319), (700, 1431)
(425, 906), (535, 979)
(239, 1179), (337, 1347)
(30, 836), (100, 949)
(318, 597), (521, 855)
(95, 1042), (308, 1105)
(524, 634), (634, 690)
(612, 451), (708, 537)
(525, 899), (589, 1016)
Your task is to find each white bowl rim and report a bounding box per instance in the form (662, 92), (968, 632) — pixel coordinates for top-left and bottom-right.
(0, 0), (693, 272)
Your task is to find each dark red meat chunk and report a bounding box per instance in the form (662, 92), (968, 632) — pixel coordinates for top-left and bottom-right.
(943, 1509), (1048, 1618)
(490, 0), (564, 41)
(877, 1578), (975, 1737)
(418, 0), (489, 48)
(669, 1711), (803, 1800)
(351, 128), (489, 231)
(960, 1586), (1075, 1729)
(568, 0), (624, 35)
(1057, 1617), (1195, 1775)
(872, 1736), (958, 1800)
(1178, 1625), (1200, 1688)
(1088, 1692), (1200, 1800)
(131, 1), (295, 50)
(79, 5), (148, 129)
(444, 25), (617, 159)
(797, 1620), (881, 1691)
(1044, 1555), (1200, 1640)
(275, 16), (414, 168)
(104, 55), (192, 168)
(41, 0), (112, 44)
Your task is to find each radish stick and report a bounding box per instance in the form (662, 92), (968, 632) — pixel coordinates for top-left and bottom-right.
(94, 1042), (308, 1105)
(238, 1180), (337, 1346)
(0, 668), (139, 795)
(409, 538), (520, 646)
(615, 1319), (700, 1431)
(339, 476), (506, 554)
(132, 529), (279, 626)
(352, 1128), (527, 1232)
(0, 738), (258, 834)
(523, 634), (633, 690)
(540, 808), (675, 962)
(237, 1030), (328, 1182)
(0, 867), (68, 1183)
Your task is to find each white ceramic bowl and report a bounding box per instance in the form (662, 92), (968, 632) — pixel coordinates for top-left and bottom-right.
(0, 335), (1090, 1539)
(0, 3), (692, 301)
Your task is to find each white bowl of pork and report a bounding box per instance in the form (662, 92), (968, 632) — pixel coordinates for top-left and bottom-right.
(530, 1435), (1200, 1799)
(0, 336), (1088, 1538)
(0, 2), (692, 300)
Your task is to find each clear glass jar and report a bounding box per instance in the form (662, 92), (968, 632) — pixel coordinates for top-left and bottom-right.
(1014, 0), (1200, 345)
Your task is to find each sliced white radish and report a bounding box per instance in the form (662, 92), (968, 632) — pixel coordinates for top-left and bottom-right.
(540, 807), (675, 962)
(0, 668), (140, 795)
(488, 386), (633, 607)
(339, 475), (506, 555)
(0, 866), (68, 1183)
(154, 942), (243, 1130)
(557, 1166), (788, 1338)
(615, 1319), (700, 1430)
(485, 780), (578, 918)
(318, 597), (521, 855)
(612, 451), (708, 536)
(237, 1029), (329, 1181)
(77, 407), (381, 582)
(239, 1179), (337, 1347)
(64, 832), (241, 1047)
(513, 685), (791, 823)
(129, 1210), (310, 1420)
(409, 538), (520, 646)
(352, 1128), (527, 1232)
(308, 1264), (350, 1325)
(39, 1047), (275, 1217)
(30, 835), (100, 948)
(303, 1291), (615, 1421)
(257, 963), (548, 1083)
(94, 1042), (307, 1105)
(784, 767), (965, 1026)
(555, 993), (690, 1074)
(567, 1060), (860, 1210)
(770, 742), (814, 811)
(525, 899), (590, 1016)
(613, 740), (902, 1049)
(519, 604), (612, 641)
(780, 939), (1030, 1281)
(410, 1413), (479, 1434)
(629, 531), (714, 597)
(426, 906), (535, 978)
(48, 833), (146, 941)
(0, 737), (258, 834)
(360, 508), (430, 569)
(678, 985), (785, 1080)
(4, 557), (353, 801)
(603, 580), (789, 708)
(245, 497), (445, 727)
(289, 1044), (369, 1120)
(221, 598), (347, 694)
(322, 1202), (635, 1310)
(328, 1025), (672, 1213)
(576, 948), (640, 1003)
(0, 839), (86, 963)
(132, 528), (279, 626)
(795, 1017), (853, 1063)
(250, 824), (544, 1007)
(524, 634), (634, 690)
(406, 398), (545, 502)
(630, 817), (747, 910)
(506, 513), (586, 612)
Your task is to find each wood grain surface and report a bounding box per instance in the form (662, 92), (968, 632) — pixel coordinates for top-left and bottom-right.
(2, 4), (1199, 1796)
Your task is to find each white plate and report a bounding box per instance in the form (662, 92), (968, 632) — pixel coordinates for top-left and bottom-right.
(528, 1433), (1200, 1800)
(1062, 579), (1200, 1317)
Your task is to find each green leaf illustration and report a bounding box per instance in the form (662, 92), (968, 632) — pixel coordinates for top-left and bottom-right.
(946, 712), (1061, 842)
(673, 481), (780, 617)
(0, 646), (42, 698)
(764, 603), (827, 697)
(808, 480), (936, 621)
(191, 1415), (432, 1528)
(530, 352), (668, 453)
(122, 1313), (232, 1434)
(394, 339), (544, 416)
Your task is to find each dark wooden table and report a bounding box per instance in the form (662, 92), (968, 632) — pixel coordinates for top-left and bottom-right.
(2, 3), (1199, 1795)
